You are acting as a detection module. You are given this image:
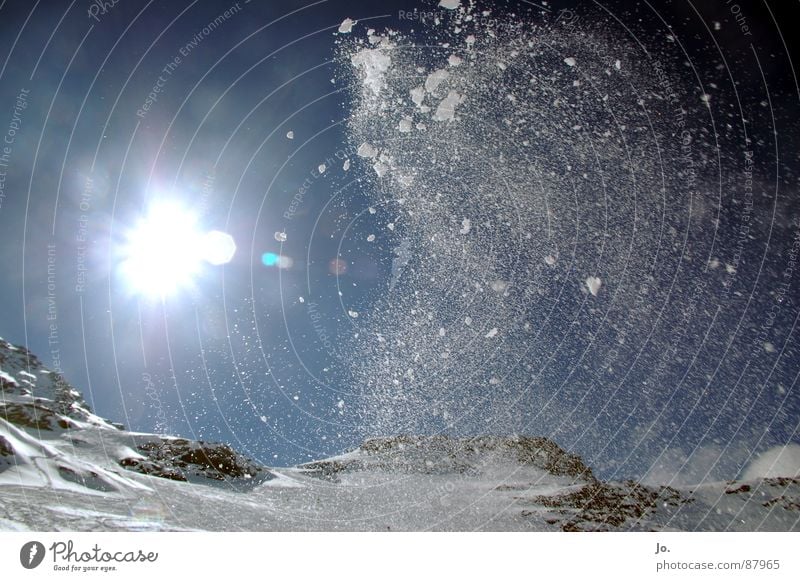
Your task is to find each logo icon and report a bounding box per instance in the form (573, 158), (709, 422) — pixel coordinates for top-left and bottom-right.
(20, 541), (45, 569)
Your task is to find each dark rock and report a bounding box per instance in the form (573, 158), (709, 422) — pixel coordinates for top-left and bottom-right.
(762, 496), (800, 511)
(0, 403), (76, 431)
(301, 435), (595, 481)
(56, 465), (117, 492)
(119, 437), (273, 489)
(0, 435), (13, 456)
(119, 457), (188, 482)
(525, 480), (689, 531)
(725, 484), (751, 494)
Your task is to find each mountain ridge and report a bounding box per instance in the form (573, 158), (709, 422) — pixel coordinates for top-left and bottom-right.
(1, 336), (799, 531)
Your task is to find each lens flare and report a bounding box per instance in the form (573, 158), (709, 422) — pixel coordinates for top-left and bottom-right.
(261, 252), (293, 269)
(262, 252), (280, 267)
(202, 230), (237, 266)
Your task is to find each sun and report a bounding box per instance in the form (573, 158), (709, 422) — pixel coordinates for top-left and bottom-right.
(119, 201), (235, 298)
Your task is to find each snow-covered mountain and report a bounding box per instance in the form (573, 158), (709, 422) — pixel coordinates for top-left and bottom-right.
(1, 337), (798, 531)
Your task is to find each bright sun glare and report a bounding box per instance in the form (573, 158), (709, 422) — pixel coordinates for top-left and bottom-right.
(120, 202), (236, 298)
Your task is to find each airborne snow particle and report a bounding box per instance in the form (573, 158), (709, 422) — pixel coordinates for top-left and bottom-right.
(351, 48), (392, 96)
(357, 142), (378, 158)
(373, 161), (389, 177)
(337, 400), (345, 409)
(298, 296), (305, 303)
(274, 231), (287, 242)
(491, 280), (509, 293)
(439, 0), (460, 9)
(343, 159), (351, 171)
(425, 69), (449, 93)
(433, 90), (464, 121)
(286, 130), (294, 139)
(585, 276), (602, 296)
(318, 164), (327, 174)
(410, 86), (426, 107)
(700, 93), (711, 103)
(368, 207), (376, 214)
(348, 310), (359, 318)
(367, 234), (375, 242)
(387, 223), (395, 231)
(764, 342), (776, 353)
(259, 416), (267, 423)
(336, 3), (743, 453)
(338, 18), (355, 33)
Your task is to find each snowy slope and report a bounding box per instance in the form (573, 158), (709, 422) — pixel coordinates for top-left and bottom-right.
(0, 337), (273, 521)
(1, 337), (799, 531)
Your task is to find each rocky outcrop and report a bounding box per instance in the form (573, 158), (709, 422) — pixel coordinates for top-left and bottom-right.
(0, 336), (271, 491)
(119, 437), (273, 488)
(297, 435), (701, 530)
(0, 402), (78, 431)
(300, 434), (594, 482)
(724, 476), (800, 512)
(523, 480), (689, 531)
(0, 435), (12, 456)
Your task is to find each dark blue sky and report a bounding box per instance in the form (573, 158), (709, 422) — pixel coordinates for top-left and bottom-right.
(0, 0), (799, 482)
